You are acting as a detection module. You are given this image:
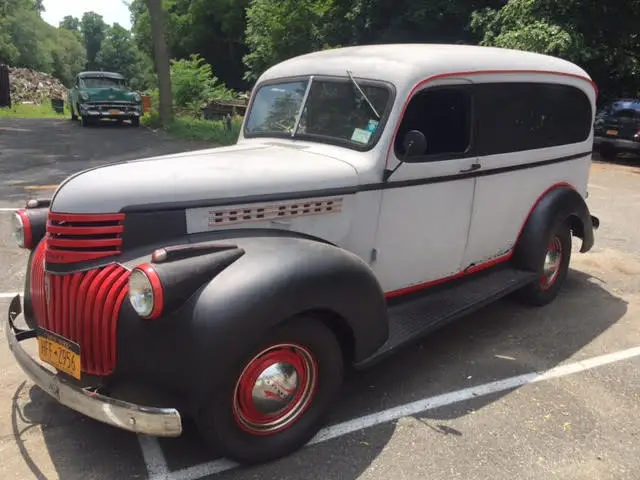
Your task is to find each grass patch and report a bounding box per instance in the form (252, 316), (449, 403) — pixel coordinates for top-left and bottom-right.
(142, 109), (243, 146)
(0, 102), (68, 119)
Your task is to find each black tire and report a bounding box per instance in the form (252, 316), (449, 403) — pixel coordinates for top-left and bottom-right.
(514, 220), (572, 306)
(131, 116), (140, 127)
(599, 143), (616, 160)
(196, 315), (344, 465)
(81, 115), (90, 127)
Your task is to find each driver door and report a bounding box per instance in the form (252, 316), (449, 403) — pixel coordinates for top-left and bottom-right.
(372, 80), (479, 295)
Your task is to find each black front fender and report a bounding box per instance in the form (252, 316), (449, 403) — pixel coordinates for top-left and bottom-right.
(513, 185), (598, 271)
(186, 236), (388, 390)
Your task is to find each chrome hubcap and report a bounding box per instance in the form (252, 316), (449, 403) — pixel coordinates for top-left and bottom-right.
(233, 343), (317, 435)
(541, 236), (563, 289)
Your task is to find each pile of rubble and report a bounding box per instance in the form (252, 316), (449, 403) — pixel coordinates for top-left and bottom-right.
(8, 67), (67, 104)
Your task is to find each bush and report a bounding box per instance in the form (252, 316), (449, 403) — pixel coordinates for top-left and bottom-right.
(170, 54), (236, 113)
(167, 115), (243, 145)
(140, 108), (162, 129)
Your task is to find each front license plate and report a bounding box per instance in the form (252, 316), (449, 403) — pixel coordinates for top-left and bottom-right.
(37, 328), (81, 380)
(108, 109), (121, 115)
(606, 129), (618, 136)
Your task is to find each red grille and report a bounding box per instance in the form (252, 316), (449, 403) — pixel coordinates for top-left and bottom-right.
(30, 240), (130, 376)
(46, 212), (125, 264)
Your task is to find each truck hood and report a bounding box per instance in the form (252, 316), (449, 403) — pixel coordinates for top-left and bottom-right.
(51, 142), (359, 214)
(83, 87), (137, 103)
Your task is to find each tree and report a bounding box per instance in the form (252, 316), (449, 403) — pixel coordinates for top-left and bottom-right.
(96, 23), (147, 87)
(59, 15), (80, 31)
(33, 0), (44, 16)
(471, 0), (640, 102)
(80, 12), (108, 70)
(145, 0), (173, 126)
(243, 0), (332, 83)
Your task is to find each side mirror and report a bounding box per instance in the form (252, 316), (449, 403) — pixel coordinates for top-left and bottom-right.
(402, 130), (427, 161)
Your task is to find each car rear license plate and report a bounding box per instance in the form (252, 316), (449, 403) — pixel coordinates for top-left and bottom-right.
(108, 109), (121, 115)
(606, 129), (618, 136)
(37, 328), (81, 380)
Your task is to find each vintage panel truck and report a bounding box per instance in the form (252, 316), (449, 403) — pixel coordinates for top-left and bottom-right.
(7, 44), (599, 464)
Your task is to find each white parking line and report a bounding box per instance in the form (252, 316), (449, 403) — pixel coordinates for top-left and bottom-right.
(0, 292), (20, 299)
(140, 345), (640, 480)
(0, 207), (18, 212)
(138, 435), (171, 479)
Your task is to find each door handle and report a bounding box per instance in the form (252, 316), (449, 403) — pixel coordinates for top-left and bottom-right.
(459, 163), (481, 173)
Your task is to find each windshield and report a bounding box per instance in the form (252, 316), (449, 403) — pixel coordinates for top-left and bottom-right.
(81, 77), (126, 89)
(244, 77), (392, 149)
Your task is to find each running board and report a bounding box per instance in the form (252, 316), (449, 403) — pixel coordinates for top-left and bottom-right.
(355, 267), (537, 369)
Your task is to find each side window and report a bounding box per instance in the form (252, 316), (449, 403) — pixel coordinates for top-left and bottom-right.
(394, 86), (472, 159)
(474, 82), (592, 155)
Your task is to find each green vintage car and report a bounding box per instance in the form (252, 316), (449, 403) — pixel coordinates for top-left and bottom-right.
(68, 71), (142, 127)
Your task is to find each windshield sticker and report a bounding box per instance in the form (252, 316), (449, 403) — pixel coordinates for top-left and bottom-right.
(366, 119), (379, 133)
(351, 128), (372, 144)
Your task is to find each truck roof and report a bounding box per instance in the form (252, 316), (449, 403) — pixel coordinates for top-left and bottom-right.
(78, 71), (125, 79)
(258, 44), (594, 92)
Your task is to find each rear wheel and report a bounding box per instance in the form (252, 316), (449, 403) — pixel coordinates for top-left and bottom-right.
(196, 316), (344, 464)
(515, 221), (572, 306)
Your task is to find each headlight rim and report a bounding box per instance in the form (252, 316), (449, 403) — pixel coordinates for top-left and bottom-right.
(129, 264), (164, 320)
(12, 209), (32, 249)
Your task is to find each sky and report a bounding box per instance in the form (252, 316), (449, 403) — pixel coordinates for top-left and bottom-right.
(41, 0), (132, 30)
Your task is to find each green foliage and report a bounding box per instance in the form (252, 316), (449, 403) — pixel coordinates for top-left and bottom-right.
(170, 54), (235, 111)
(130, 0), (250, 90)
(95, 23), (151, 90)
(50, 28), (88, 86)
(141, 107), (242, 146)
(141, 108), (163, 129)
(167, 114), (242, 145)
(471, 0), (640, 101)
(243, 0), (332, 83)
(80, 12), (108, 70)
(0, 102), (66, 119)
(0, 0), (86, 86)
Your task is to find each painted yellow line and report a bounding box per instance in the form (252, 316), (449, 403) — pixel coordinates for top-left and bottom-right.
(23, 185), (59, 190)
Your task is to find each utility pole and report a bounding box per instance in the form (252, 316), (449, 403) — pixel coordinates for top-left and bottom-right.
(144, 0), (173, 126)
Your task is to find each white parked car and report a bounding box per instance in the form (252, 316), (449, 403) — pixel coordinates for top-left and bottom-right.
(7, 43), (600, 465)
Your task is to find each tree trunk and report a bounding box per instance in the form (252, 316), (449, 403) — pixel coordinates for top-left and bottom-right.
(145, 0), (173, 127)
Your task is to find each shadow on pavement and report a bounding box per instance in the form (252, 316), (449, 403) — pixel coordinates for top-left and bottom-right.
(12, 268), (627, 480)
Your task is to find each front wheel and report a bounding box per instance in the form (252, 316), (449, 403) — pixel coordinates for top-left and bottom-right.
(196, 316), (344, 465)
(131, 116), (140, 127)
(515, 221), (572, 306)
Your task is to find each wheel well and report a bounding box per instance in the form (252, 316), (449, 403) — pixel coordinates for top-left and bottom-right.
(566, 213), (586, 249)
(302, 308), (355, 365)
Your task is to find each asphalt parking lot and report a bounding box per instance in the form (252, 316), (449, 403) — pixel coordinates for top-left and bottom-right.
(1, 118), (640, 480)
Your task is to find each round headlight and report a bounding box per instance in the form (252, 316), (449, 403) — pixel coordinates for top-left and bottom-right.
(11, 211), (25, 248)
(129, 269), (155, 317)
(80, 91), (89, 101)
(134, 92), (141, 102)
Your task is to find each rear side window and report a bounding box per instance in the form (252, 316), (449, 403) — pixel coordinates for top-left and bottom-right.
(474, 82), (592, 155)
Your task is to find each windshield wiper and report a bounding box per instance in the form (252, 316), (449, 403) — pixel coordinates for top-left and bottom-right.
(347, 70), (380, 120)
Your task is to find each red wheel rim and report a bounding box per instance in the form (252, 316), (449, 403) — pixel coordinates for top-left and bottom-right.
(232, 343), (318, 435)
(540, 236), (563, 290)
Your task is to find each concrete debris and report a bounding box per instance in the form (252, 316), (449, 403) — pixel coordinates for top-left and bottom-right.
(8, 67), (67, 104)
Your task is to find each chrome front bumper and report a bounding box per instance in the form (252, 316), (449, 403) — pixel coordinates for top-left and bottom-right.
(5, 294), (182, 437)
